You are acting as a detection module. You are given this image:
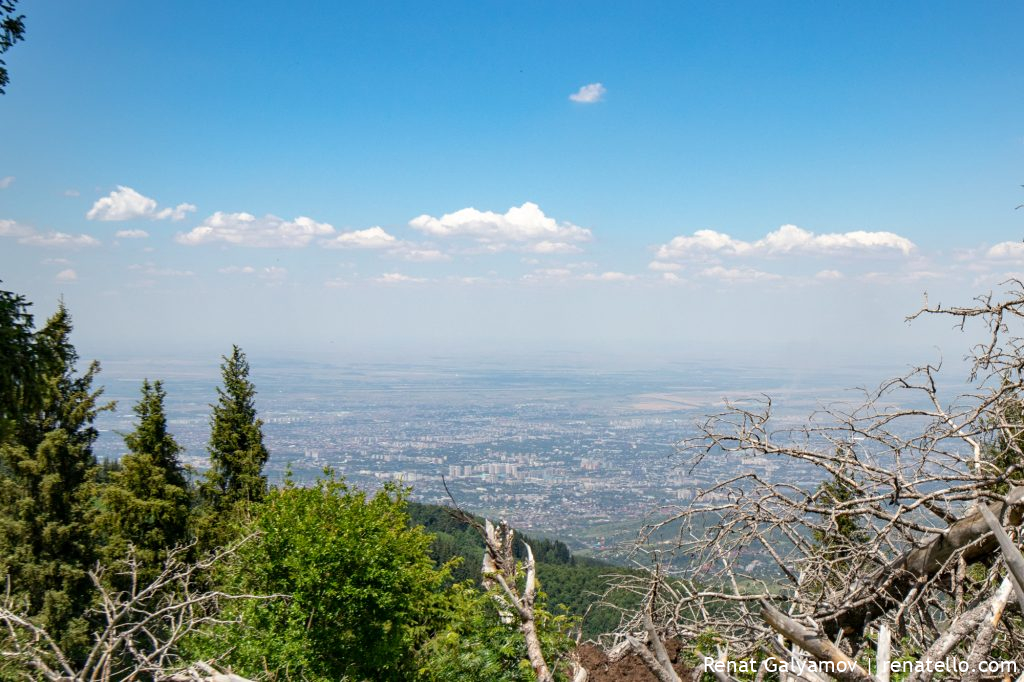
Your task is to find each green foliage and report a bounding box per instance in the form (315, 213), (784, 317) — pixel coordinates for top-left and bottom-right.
(196, 345), (268, 548)
(0, 303), (110, 656)
(0, 287), (38, 441)
(95, 379), (190, 580)
(191, 472), (450, 682)
(417, 582), (578, 682)
(810, 463), (869, 581)
(984, 392), (1024, 494)
(0, 1), (25, 94)
(202, 345), (268, 507)
(407, 501), (642, 639)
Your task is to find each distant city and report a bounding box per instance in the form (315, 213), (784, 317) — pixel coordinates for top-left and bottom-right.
(91, 356), (927, 557)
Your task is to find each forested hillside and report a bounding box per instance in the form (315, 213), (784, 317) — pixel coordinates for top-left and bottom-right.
(408, 501), (642, 639)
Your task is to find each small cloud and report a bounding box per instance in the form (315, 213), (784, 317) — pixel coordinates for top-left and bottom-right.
(581, 271), (635, 282)
(986, 241), (1024, 261)
(523, 268), (572, 282)
(323, 277), (349, 288)
(531, 240), (582, 254)
(128, 264), (194, 277)
(858, 270), (943, 284)
(21, 232), (100, 248)
(662, 272), (681, 282)
(410, 202), (591, 253)
(0, 176), (14, 189)
(700, 265), (782, 283)
(395, 247), (449, 262)
(115, 229), (149, 239)
(43, 257), (71, 265)
(87, 186), (196, 222)
(322, 226), (397, 249)
(2, 219), (99, 247)
(260, 266), (288, 280)
(648, 261), (682, 272)
(63, 189), (80, 197)
(55, 269), (77, 282)
(655, 225), (916, 262)
(375, 272), (427, 283)
(0, 219), (34, 238)
(448, 276), (490, 285)
(815, 269), (844, 280)
(177, 212), (334, 248)
(569, 82), (606, 104)
(218, 265), (287, 280)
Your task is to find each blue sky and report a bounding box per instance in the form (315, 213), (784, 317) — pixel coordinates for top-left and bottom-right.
(1, 1), (1023, 364)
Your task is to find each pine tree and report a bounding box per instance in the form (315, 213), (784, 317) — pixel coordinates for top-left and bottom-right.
(0, 303), (110, 655)
(203, 345), (268, 510)
(96, 379), (190, 578)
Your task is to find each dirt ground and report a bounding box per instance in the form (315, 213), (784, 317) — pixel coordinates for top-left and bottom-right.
(578, 640), (695, 682)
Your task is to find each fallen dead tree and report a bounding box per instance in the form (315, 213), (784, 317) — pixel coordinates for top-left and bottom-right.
(599, 281), (1024, 680)
(0, 540), (271, 682)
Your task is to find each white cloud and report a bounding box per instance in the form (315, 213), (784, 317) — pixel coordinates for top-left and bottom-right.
(177, 212), (335, 248)
(569, 82), (606, 103)
(0, 176), (14, 189)
(648, 261), (683, 272)
(858, 270), (943, 284)
(4, 222), (101, 248)
(449, 276), (489, 285)
(261, 266), (288, 280)
(699, 266), (782, 282)
(375, 272), (427, 283)
(115, 229), (149, 239)
(321, 225), (452, 261)
(129, 264), (194, 277)
(662, 272), (681, 282)
(323, 226), (397, 249)
(581, 271), (635, 282)
(986, 241), (1024, 260)
(23, 232), (101, 248)
(87, 186), (196, 222)
(655, 225), (916, 261)
(218, 265), (287, 280)
(531, 240), (582, 254)
(409, 202), (591, 253)
(657, 230), (751, 258)
(523, 268), (572, 282)
(0, 219), (34, 238)
(63, 189), (80, 197)
(395, 248), (449, 262)
(55, 269), (77, 282)
(815, 269), (844, 280)
(43, 257), (71, 265)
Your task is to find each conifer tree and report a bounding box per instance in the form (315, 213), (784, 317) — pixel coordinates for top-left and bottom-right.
(97, 379), (190, 578)
(202, 345), (268, 510)
(0, 287), (38, 442)
(0, 302), (109, 654)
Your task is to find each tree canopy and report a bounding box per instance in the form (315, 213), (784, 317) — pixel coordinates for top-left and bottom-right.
(0, 1), (25, 94)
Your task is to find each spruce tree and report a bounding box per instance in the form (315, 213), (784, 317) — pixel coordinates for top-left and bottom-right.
(0, 302), (110, 655)
(203, 345), (268, 510)
(97, 379), (190, 578)
(0, 286), (39, 443)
